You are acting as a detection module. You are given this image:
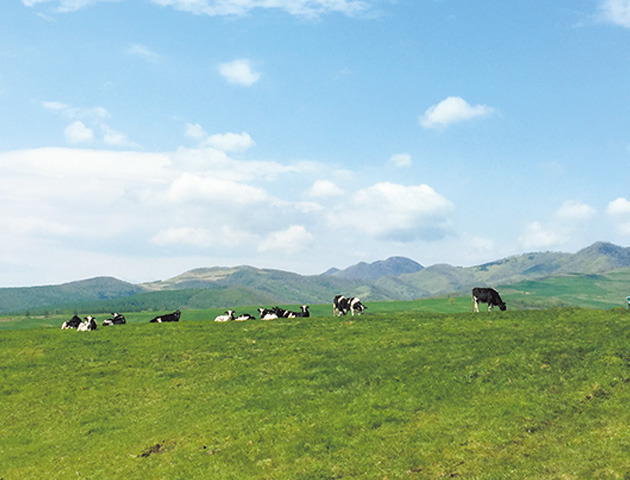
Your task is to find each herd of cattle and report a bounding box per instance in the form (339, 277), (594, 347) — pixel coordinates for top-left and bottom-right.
(59, 288), (506, 331)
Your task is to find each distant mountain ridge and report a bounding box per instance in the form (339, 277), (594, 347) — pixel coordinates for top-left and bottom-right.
(0, 241), (629, 314)
(323, 256), (424, 280)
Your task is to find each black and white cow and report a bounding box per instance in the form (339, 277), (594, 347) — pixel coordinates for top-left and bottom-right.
(258, 308), (278, 321)
(150, 309), (181, 323)
(61, 314), (83, 330)
(472, 287), (506, 312)
(214, 310), (235, 322)
(77, 315), (98, 331)
(333, 295), (366, 316)
(272, 306), (291, 318)
(102, 312), (126, 326)
(285, 305), (310, 318)
(235, 313), (255, 321)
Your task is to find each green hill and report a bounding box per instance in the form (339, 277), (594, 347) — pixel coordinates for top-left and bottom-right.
(0, 276), (144, 314)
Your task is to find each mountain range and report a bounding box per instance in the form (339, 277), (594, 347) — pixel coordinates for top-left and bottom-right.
(1, 241), (629, 315)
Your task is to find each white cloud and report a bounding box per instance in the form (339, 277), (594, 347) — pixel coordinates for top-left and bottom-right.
(151, 225), (255, 248)
(43, 100), (138, 148)
(419, 96), (495, 129)
(167, 172), (269, 205)
(185, 123), (208, 142)
(258, 225), (313, 253)
(218, 59), (261, 86)
(185, 124), (255, 152)
(7, 216), (75, 237)
(607, 197), (630, 216)
(388, 153), (412, 167)
(65, 121), (94, 143)
(519, 201), (597, 250)
(607, 197), (630, 236)
(518, 221), (566, 250)
(600, 0), (630, 28)
(556, 200), (596, 222)
(207, 132), (255, 152)
(307, 180), (344, 198)
(43, 101), (109, 122)
(330, 182), (454, 241)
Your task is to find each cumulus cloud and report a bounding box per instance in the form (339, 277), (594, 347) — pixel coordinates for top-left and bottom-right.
(330, 182), (454, 241)
(607, 197), (630, 216)
(419, 96), (495, 129)
(519, 200), (597, 250)
(207, 132), (255, 152)
(607, 197), (630, 235)
(43, 100), (138, 148)
(307, 180), (344, 198)
(151, 225), (256, 248)
(167, 172), (269, 205)
(218, 59), (261, 86)
(65, 121), (94, 143)
(258, 225), (314, 254)
(556, 200), (596, 221)
(600, 0), (630, 28)
(518, 221), (566, 250)
(388, 153), (412, 167)
(185, 124), (254, 152)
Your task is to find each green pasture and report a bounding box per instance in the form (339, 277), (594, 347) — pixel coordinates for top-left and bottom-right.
(3, 306), (630, 479)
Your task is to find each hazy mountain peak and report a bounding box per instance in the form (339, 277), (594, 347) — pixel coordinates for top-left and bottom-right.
(325, 256), (424, 281)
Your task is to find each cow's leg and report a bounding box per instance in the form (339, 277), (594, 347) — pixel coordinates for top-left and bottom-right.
(473, 297), (479, 313)
(488, 304), (493, 312)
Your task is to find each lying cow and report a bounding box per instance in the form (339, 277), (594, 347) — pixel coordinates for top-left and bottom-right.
(472, 287), (506, 312)
(333, 295), (366, 316)
(150, 309), (181, 323)
(77, 315), (98, 331)
(61, 314), (82, 330)
(214, 310), (234, 322)
(287, 305), (310, 318)
(102, 312), (126, 326)
(258, 308), (278, 321)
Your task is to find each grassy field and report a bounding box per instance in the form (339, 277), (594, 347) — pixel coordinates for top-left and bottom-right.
(3, 305), (630, 479)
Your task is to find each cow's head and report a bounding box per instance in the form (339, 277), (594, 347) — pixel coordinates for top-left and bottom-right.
(499, 302), (507, 311)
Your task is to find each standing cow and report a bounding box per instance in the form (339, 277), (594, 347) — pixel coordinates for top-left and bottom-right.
(472, 287), (506, 312)
(333, 295), (366, 316)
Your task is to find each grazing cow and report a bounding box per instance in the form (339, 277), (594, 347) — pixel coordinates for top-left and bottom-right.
(150, 309), (181, 323)
(258, 308), (278, 321)
(77, 315), (98, 332)
(333, 295), (366, 316)
(472, 287), (506, 312)
(349, 297), (366, 316)
(61, 314), (82, 330)
(235, 313), (255, 321)
(214, 310), (235, 322)
(333, 295), (349, 316)
(102, 312), (126, 326)
(287, 305), (310, 318)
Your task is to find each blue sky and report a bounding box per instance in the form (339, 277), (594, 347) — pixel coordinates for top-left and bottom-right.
(1, 0), (630, 286)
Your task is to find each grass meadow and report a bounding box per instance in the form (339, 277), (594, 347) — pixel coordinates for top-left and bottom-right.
(2, 303), (630, 478)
